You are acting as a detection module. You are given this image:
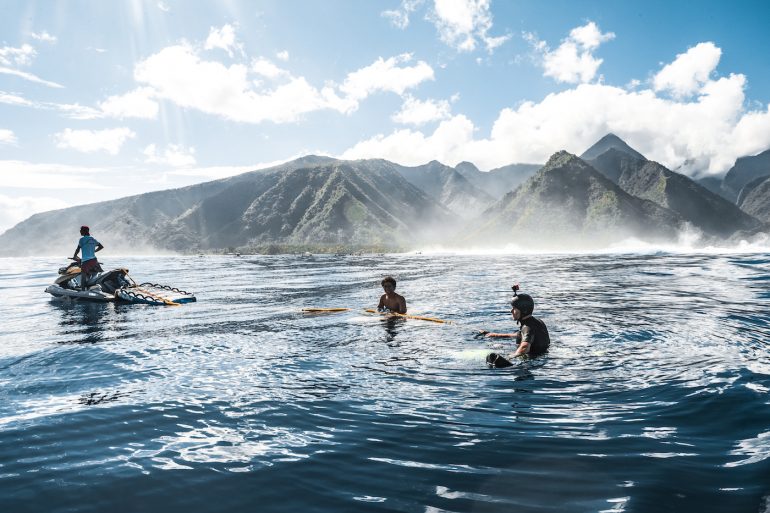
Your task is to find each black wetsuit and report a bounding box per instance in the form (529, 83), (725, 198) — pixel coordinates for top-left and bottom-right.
(518, 316), (550, 356)
(487, 315), (550, 368)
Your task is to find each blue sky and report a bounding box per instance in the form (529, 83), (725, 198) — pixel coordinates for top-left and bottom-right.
(1, 0), (770, 232)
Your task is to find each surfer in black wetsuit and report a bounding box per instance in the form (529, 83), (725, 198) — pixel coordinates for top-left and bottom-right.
(485, 293), (550, 368)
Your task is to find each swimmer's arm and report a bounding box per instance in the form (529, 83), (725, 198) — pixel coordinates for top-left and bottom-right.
(512, 326), (530, 357)
(377, 295), (387, 311)
(485, 330), (521, 338)
(484, 332), (517, 338)
(512, 341), (531, 357)
(397, 296), (407, 314)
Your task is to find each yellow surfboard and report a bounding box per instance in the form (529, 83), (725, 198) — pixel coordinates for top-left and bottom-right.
(301, 307), (351, 313)
(363, 308), (452, 324)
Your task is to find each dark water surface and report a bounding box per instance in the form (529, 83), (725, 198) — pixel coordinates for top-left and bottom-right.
(1, 254), (769, 513)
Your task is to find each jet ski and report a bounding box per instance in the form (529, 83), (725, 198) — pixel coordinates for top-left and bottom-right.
(45, 259), (196, 306)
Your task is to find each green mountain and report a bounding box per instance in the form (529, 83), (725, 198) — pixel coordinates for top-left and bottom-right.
(468, 151), (683, 249)
(620, 160), (762, 238)
(740, 176), (770, 223)
(389, 160), (494, 217)
(455, 161), (541, 200)
(722, 149), (770, 202)
(586, 147), (646, 184)
(585, 139), (762, 238)
(0, 159), (451, 255)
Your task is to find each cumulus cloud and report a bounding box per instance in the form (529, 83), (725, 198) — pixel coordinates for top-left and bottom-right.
(392, 95), (451, 125)
(157, 2), (170, 12)
(251, 57), (288, 79)
(134, 44), (345, 123)
(382, 0), (424, 29)
(98, 87), (159, 119)
(0, 44), (36, 66)
(143, 143), (196, 167)
(526, 21), (615, 84)
(133, 43), (433, 123)
(276, 50), (289, 61)
(0, 128), (18, 145)
(429, 0), (509, 53)
(653, 42), (721, 98)
(204, 24), (242, 57)
(55, 128), (136, 155)
(341, 43), (770, 176)
(0, 194), (70, 234)
(340, 53), (434, 100)
(29, 31), (57, 43)
(342, 114), (474, 164)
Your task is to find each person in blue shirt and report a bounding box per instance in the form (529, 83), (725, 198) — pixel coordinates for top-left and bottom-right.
(72, 225), (104, 290)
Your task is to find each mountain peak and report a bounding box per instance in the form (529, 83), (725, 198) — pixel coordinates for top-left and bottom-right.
(455, 161), (480, 173)
(543, 150), (582, 170)
(581, 133), (646, 161)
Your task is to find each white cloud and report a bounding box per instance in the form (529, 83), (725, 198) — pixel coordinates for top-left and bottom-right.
(54, 128), (136, 155)
(382, 0), (424, 30)
(251, 57), (288, 79)
(0, 129), (18, 145)
(340, 44), (770, 176)
(204, 24), (242, 57)
(133, 43), (433, 123)
(653, 42), (721, 98)
(0, 194), (70, 234)
(0, 91), (32, 106)
(56, 103), (104, 120)
(0, 90), (102, 119)
(99, 87), (159, 119)
(340, 53), (434, 100)
(0, 44), (36, 66)
(526, 21), (615, 84)
(429, 0), (509, 53)
(276, 50), (289, 61)
(0, 66), (64, 88)
(157, 2), (170, 12)
(29, 31), (57, 43)
(392, 95), (451, 125)
(134, 44), (346, 123)
(342, 114), (475, 164)
(143, 143), (196, 167)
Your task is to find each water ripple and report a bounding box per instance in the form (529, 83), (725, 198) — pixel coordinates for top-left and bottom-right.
(1, 253), (769, 512)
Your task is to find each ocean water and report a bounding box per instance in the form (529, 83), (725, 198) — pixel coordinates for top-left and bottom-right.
(0, 253), (769, 513)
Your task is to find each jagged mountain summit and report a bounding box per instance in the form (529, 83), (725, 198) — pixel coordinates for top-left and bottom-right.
(454, 161), (541, 200)
(580, 133), (646, 161)
(468, 151), (683, 249)
(388, 160), (493, 218)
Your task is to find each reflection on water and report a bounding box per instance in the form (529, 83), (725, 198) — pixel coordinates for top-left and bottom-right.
(0, 253), (769, 513)
(54, 301), (113, 344)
